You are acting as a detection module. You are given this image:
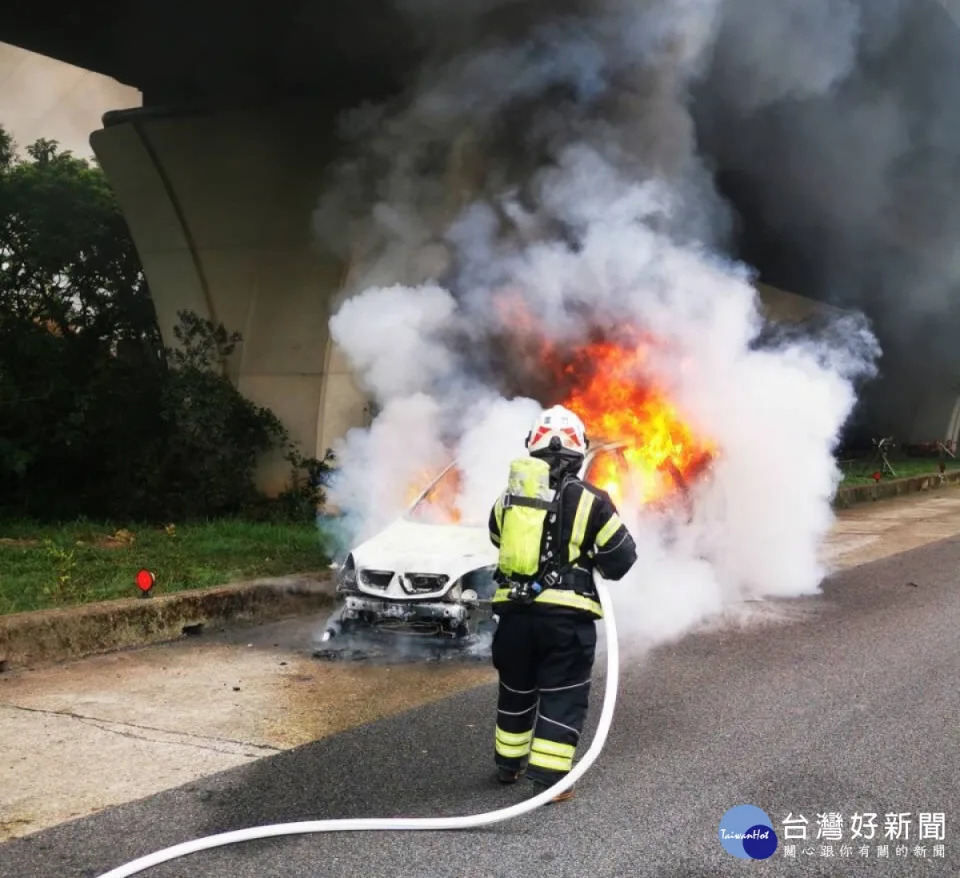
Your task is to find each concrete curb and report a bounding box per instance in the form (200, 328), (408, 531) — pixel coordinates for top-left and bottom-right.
(833, 469), (960, 509)
(0, 574), (336, 671)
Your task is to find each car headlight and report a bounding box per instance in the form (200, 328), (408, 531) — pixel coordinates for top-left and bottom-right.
(399, 573), (450, 595)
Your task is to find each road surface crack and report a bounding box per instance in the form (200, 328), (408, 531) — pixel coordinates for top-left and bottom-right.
(0, 702), (281, 757)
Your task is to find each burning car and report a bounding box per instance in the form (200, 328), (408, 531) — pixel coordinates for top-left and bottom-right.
(314, 328), (716, 659)
(315, 437), (708, 660)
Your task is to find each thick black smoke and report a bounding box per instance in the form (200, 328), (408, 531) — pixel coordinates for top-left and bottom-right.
(691, 0), (960, 441)
(314, 0), (734, 309)
(311, 0), (960, 443)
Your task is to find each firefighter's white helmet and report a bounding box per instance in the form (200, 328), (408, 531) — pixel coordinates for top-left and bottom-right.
(525, 405), (589, 457)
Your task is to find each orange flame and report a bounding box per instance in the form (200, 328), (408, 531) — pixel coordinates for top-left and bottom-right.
(555, 336), (714, 508)
(400, 297), (715, 521)
(405, 465), (463, 523)
(494, 296), (715, 509)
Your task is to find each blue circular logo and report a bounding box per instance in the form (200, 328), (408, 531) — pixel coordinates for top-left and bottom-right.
(719, 805), (778, 859)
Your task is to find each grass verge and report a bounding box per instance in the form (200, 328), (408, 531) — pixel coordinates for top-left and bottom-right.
(839, 457), (960, 487)
(3, 458), (953, 614)
(0, 518), (328, 615)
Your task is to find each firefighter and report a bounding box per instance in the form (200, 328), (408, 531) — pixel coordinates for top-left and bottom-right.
(488, 405), (637, 802)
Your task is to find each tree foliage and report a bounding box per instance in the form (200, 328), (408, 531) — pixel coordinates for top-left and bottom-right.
(0, 127), (328, 521)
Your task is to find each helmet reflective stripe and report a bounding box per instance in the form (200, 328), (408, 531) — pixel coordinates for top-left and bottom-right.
(529, 426), (551, 447)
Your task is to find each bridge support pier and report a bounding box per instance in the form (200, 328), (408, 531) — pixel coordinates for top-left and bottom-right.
(91, 106), (369, 492)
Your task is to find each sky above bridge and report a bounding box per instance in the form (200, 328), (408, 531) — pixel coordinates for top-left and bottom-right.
(0, 41), (139, 157)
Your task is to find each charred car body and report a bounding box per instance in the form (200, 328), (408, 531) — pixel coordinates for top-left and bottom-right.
(316, 467), (500, 659)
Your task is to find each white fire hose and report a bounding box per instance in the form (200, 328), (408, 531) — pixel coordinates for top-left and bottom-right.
(96, 581), (620, 878)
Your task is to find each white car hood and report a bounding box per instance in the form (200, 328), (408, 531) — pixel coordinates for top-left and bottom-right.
(352, 517), (497, 578)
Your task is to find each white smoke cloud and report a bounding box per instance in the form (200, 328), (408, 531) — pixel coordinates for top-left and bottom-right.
(329, 283), (458, 400)
(455, 395), (544, 524)
(328, 393), (448, 540)
(319, 0), (879, 651)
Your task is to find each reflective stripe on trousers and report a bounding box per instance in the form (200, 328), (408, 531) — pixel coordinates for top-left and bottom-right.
(529, 738), (576, 773)
(493, 678), (537, 767)
(495, 725), (533, 759)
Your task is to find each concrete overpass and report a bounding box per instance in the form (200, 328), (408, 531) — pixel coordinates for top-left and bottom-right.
(0, 0), (415, 108)
(2, 2), (959, 486)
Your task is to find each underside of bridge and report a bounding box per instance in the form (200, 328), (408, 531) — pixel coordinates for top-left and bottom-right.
(4, 0), (960, 482)
(0, 0), (415, 108)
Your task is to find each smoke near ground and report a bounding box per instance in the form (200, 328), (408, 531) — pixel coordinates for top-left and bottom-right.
(315, 0), (884, 649)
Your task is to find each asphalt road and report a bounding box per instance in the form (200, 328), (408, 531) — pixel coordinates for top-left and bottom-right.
(3, 535), (959, 878)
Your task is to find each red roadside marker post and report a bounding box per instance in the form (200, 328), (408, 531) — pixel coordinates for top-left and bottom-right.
(136, 569), (155, 598)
